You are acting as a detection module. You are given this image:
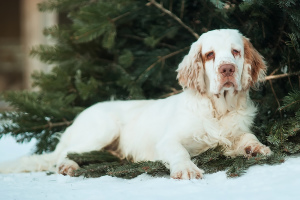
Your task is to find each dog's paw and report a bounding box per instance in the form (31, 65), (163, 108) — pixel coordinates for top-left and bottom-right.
(244, 145), (272, 158)
(170, 161), (204, 180)
(58, 160), (79, 176)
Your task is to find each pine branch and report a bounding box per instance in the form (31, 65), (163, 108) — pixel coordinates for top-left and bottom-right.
(147, 0), (199, 39)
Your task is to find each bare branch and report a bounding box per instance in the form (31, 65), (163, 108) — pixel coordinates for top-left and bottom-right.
(268, 80), (282, 117)
(147, 0), (199, 39)
(279, 100), (300, 111)
(264, 71), (300, 81)
(30, 120), (73, 131)
(111, 12), (131, 22)
(180, 0), (185, 19)
(160, 89), (182, 98)
(120, 34), (177, 49)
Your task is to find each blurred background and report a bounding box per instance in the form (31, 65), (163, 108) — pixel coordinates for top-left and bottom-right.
(0, 0), (56, 110)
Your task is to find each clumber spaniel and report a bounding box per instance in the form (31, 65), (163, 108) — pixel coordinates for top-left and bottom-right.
(0, 29), (272, 179)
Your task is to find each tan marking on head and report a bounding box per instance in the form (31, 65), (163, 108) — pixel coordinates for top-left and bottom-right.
(177, 45), (206, 93)
(243, 37), (267, 90)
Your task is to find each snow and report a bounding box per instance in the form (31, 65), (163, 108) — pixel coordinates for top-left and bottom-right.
(1, 135), (300, 200)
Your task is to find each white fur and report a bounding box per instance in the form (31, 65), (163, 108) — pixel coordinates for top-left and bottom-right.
(0, 29), (272, 179)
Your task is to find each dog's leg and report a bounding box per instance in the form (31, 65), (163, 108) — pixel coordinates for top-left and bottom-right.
(223, 133), (272, 158)
(53, 111), (122, 176)
(157, 139), (204, 180)
(56, 144), (105, 176)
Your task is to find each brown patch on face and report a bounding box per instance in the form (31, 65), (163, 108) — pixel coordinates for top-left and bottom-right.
(243, 37), (267, 87)
(177, 46), (206, 93)
(103, 136), (124, 159)
(201, 50), (216, 70)
(232, 49), (241, 58)
(204, 51), (215, 62)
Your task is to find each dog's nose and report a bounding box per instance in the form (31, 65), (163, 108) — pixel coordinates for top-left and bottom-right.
(219, 64), (235, 77)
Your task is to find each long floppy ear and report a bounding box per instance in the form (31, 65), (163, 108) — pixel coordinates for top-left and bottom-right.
(176, 42), (206, 93)
(242, 37), (267, 90)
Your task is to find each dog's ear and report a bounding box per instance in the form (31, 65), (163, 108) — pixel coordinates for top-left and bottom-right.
(176, 42), (206, 93)
(242, 37), (267, 90)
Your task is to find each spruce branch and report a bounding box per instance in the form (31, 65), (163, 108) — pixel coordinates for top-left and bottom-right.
(147, 0), (199, 39)
(136, 46), (190, 83)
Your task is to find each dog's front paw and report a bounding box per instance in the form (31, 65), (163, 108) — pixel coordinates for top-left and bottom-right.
(170, 161), (204, 180)
(244, 144), (272, 158)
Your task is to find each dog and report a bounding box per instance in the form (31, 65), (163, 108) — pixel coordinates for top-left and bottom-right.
(0, 29), (272, 179)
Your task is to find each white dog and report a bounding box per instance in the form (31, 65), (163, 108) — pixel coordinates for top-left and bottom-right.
(0, 29), (272, 179)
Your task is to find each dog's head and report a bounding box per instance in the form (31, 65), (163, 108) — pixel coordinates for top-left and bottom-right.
(177, 29), (266, 95)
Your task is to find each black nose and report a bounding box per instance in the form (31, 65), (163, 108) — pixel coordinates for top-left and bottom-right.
(219, 64), (235, 77)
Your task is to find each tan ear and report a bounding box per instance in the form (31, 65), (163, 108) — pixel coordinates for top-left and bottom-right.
(242, 37), (267, 90)
(176, 43), (206, 93)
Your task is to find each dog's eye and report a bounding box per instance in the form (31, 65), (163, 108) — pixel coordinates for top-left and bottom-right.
(206, 52), (214, 60)
(232, 49), (240, 56)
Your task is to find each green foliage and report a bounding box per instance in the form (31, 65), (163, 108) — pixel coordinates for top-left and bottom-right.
(68, 148), (285, 179)
(1, 0), (300, 177)
(267, 90), (300, 154)
(68, 151), (120, 165)
(68, 151), (168, 179)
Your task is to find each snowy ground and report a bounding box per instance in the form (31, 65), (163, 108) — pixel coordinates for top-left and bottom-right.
(0, 135), (300, 200)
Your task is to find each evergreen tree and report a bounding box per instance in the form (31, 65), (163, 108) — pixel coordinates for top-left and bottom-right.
(0, 0), (299, 177)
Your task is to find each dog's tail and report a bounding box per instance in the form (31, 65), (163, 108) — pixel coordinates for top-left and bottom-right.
(0, 152), (58, 173)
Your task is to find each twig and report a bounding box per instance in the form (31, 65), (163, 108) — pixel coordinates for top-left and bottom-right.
(120, 34), (177, 49)
(180, 0), (185, 19)
(268, 80), (282, 118)
(271, 19), (286, 56)
(287, 56), (293, 89)
(160, 89), (182, 98)
(169, 0), (173, 12)
(264, 71), (300, 81)
(30, 120), (73, 131)
(111, 12), (131, 22)
(269, 66), (281, 76)
(279, 100), (300, 111)
(137, 46), (190, 82)
(147, 0), (199, 39)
